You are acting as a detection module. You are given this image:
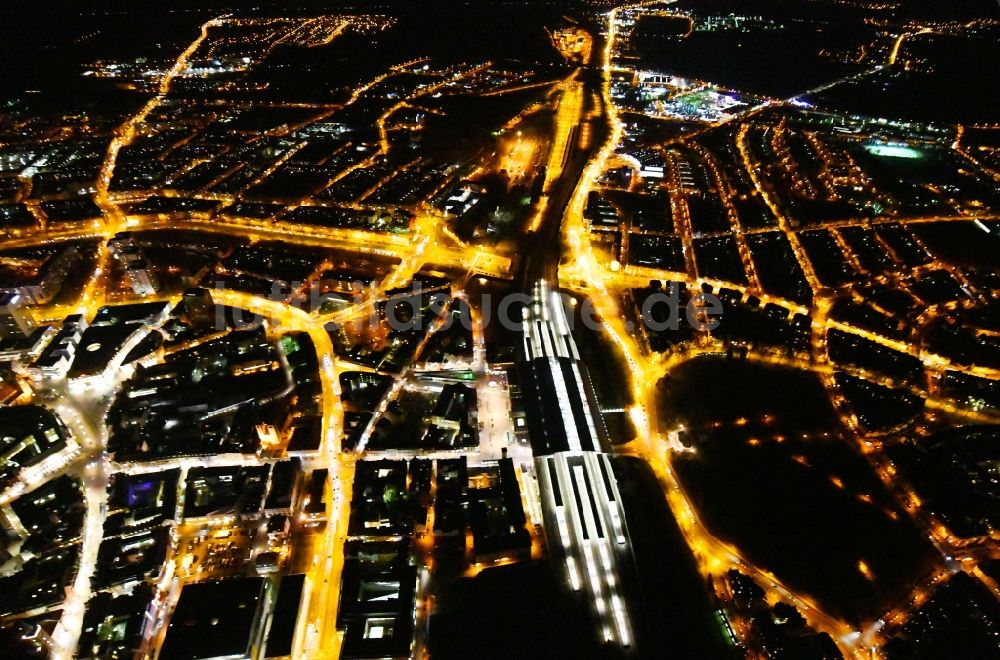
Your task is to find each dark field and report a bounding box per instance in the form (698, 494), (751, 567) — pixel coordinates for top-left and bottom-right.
(632, 20), (871, 99)
(657, 357), (939, 623)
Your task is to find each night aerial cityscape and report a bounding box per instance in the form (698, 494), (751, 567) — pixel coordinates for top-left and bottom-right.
(0, 0), (999, 658)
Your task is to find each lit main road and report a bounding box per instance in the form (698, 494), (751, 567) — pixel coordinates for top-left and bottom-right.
(556, 4), (1000, 656)
(206, 288), (352, 660)
(42, 364), (130, 658)
(555, 3), (866, 654)
(571, 254), (1000, 385)
(22, 213), (512, 326)
(80, 17), (222, 314)
(159, 215), (511, 280)
(2, 4), (998, 658)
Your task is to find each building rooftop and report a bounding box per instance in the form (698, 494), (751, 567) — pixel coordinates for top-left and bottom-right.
(159, 577), (267, 660)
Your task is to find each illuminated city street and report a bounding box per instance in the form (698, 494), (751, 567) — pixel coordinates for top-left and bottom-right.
(2, 1), (1000, 659)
